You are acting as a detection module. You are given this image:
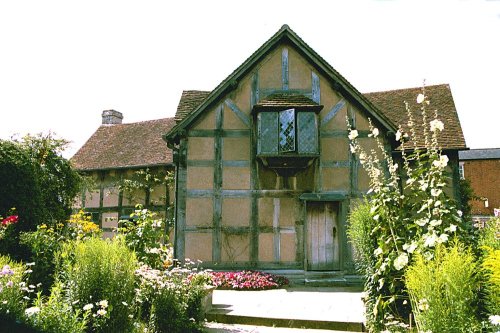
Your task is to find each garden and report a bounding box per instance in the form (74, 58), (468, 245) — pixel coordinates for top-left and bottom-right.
(346, 89), (500, 332)
(0, 134), (288, 333)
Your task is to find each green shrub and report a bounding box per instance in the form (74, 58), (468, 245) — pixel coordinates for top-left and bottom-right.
(346, 200), (377, 276)
(60, 237), (137, 333)
(24, 282), (86, 333)
(0, 255), (30, 320)
(118, 206), (171, 270)
(406, 242), (481, 332)
(479, 217), (500, 318)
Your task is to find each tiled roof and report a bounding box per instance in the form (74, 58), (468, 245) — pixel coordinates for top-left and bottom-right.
(71, 118), (175, 171)
(459, 148), (500, 160)
(253, 93), (323, 112)
(175, 90), (211, 123)
(364, 84), (467, 150)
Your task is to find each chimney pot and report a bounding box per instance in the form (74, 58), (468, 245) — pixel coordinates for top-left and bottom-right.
(102, 110), (123, 125)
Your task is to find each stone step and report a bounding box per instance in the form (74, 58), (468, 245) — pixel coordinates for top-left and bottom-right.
(205, 311), (365, 332)
(205, 288), (366, 332)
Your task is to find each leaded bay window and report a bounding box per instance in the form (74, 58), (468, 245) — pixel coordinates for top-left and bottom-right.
(257, 108), (319, 155)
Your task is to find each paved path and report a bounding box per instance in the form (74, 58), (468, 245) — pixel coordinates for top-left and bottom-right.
(205, 322), (360, 332)
(205, 286), (365, 332)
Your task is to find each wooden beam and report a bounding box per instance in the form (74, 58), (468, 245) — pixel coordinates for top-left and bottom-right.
(251, 72), (259, 108)
(212, 104), (224, 262)
(175, 139), (188, 261)
(188, 129), (250, 138)
(273, 198), (281, 262)
(282, 48), (289, 90)
(312, 72), (320, 103)
(320, 99), (346, 128)
(225, 99), (250, 128)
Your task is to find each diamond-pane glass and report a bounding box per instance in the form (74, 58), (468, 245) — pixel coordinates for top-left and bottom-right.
(297, 112), (318, 154)
(279, 109), (295, 152)
(257, 112), (279, 154)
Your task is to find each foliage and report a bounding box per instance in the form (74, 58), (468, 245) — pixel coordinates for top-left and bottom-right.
(0, 133), (84, 260)
(20, 211), (100, 294)
(24, 282), (87, 333)
(118, 206), (172, 269)
(346, 200), (377, 277)
(118, 168), (174, 207)
(209, 270), (289, 290)
(347, 89), (470, 331)
(60, 237), (137, 333)
(479, 218), (500, 319)
(0, 256), (32, 320)
(134, 262), (211, 333)
(15, 132), (83, 224)
(405, 243), (480, 333)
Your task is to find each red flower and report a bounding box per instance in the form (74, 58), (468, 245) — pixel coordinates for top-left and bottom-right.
(1, 215), (18, 226)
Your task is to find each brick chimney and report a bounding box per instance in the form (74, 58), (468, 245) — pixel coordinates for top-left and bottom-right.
(101, 110), (123, 125)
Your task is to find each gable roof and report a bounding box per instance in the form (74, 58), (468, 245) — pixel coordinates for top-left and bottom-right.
(71, 118), (175, 171)
(459, 148), (500, 160)
(174, 84), (467, 150)
(175, 90), (211, 123)
(365, 84), (467, 150)
(164, 24), (396, 144)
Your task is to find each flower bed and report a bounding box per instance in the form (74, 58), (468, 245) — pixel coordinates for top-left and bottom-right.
(209, 270), (289, 290)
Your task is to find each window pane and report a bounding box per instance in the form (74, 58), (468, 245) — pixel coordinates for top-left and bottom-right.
(279, 109), (295, 152)
(257, 112), (279, 154)
(297, 112), (318, 154)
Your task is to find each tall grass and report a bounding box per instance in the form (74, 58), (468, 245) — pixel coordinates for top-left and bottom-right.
(406, 242), (480, 332)
(60, 237), (137, 333)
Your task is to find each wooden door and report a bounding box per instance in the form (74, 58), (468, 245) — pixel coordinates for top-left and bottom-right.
(307, 202), (340, 270)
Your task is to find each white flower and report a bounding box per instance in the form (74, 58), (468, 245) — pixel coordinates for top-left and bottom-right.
(374, 247), (383, 256)
(424, 233), (438, 248)
(430, 219), (442, 227)
(489, 315), (500, 325)
(389, 163), (398, 173)
(438, 233), (449, 243)
(83, 304), (94, 311)
(348, 129), (359, 140)
(448, 224), (457, 232)
(98, 300), (108, 308)
(395, 130), (402, 141)
(418, 298), (429, 311)
(432, 155), (449, 169)
(394, 253), (409, 270)
(415, 218), (428, 227)
(430, 188), (442, 197)
(349, 144), (356, 154)
(430, 119), (444, 132)
(403, 242), (418, 254)
(372, 128), (379, 138)
(25, 307), (40, 316)
(457, 210), (463, 217)
(416, 93), (425, 104)
(97, 309), (107, 316)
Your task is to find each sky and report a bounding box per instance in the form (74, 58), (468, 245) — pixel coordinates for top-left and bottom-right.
(1, 0), (499, 158)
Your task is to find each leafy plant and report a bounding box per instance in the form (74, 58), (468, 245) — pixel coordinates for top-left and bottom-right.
(60, 237), (137, 333)
(0, 255), (32, 320)
(346, 200), (377, 277)
(405, 243), (480, 332)
(347, 88), (470, 331)
(24, 282), (87, 333)
(478, 217), (500, 320)
(118, 206), (172, 269)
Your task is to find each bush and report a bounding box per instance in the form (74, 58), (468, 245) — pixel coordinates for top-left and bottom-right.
(20, 211), (101, 294)
(406, 243), (481, 332)
(0, 255), (31, 320)
(479, 218), (500, 318)
(135, 264), (211, 333)
(24, 282), (86, 333)
(346, 200), (377, 277)
(119, 206), (172, 270)
(60, 237), (137, 333)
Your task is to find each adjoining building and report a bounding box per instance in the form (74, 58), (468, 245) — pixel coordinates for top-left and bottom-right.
(459, 148), (500, 224)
